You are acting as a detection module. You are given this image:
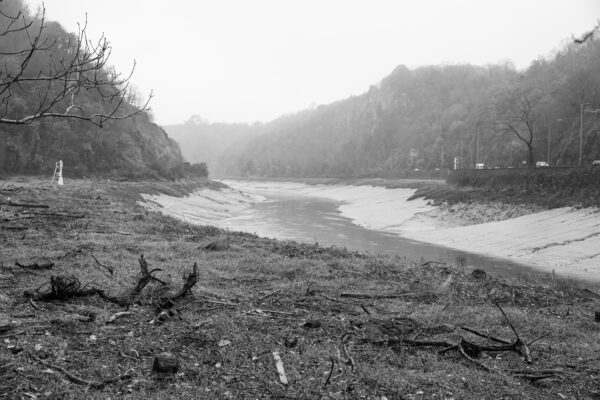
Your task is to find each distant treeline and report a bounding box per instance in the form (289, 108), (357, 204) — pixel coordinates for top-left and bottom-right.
(204, 35), (600, 178)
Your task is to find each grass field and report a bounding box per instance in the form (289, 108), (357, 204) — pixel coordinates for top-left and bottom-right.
(0, 178), (599, 399)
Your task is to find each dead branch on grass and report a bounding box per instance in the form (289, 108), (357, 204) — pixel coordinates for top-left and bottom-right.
(29, 352), (132, 389)
(25, 255), (198, 312)
(340, 291), (437, 302)
(0, 201), (49, 208)
(494, 301), (532, 363)
(158, 262), (198, 309)
(15, 261), (54, 270)
(106, 311), (133, 324)
(90, 254), (113, 277)
(257, 288), (281, 301)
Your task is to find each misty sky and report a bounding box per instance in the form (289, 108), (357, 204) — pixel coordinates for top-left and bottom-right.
(24, 0), (600, 125)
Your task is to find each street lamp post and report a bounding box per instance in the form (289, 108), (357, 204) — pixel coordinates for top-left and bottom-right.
(580, 102), (590, 166)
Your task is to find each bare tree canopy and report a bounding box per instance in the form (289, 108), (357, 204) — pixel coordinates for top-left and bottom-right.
(0, 0), (151, 127)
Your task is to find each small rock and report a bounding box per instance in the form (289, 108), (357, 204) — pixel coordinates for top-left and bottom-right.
(218, 339), (232, 347)
(303, 319), (322, 329)
(152, 352), (179, 374)
(284, 337), (298, 348)
(471, 269), (486, 279)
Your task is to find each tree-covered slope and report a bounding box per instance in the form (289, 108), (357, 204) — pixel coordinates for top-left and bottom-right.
(0, 0), (186, 178)
(163, 116), (261, 174)
(1, 113), (184, 178)
(217, 38), (600, 178)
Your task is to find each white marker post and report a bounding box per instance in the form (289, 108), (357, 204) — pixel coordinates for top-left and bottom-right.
(57, 160), (64, 186)
(52, 160), (64, 186)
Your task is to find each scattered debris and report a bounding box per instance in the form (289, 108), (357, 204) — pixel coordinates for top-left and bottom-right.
(29, 351), (132, 389)
(340, 291), (438, 302)
(106, 311), (133, 324)
(272, 351), (288, 385)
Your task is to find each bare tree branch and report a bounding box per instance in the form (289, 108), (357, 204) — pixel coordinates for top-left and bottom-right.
(574, 20), (600, 44)
(0, 1), (151, 127)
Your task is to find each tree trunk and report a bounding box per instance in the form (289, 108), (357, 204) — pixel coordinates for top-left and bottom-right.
(527, 145), (535, 167)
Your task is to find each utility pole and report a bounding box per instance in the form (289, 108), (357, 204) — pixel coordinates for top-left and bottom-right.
(580, 102), (590, 166)
(547, 125), (550, 165)
(475, 127), (480, 166)
(440, 143), (444, 169)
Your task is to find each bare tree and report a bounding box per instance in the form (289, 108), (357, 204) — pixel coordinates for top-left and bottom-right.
(0, 0), (151, 127)
(498, 92), (538, 167)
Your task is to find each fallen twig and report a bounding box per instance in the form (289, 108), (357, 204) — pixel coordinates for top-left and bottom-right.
(29, 352), (132, 389)
(257, 288), (281, 301)
(494, 301), (532, 364)
(2, 225), (27, 230)
(341, 292), (419, 299)
(342, 344), (356, 370)
(202, 299), (239, 307)
(90, 254), (114, 277)
(1, 201), (49, 208)
(15, 261), (54, 270)
(107, 311), (133, 324)
(323, 358), (335, 387)
(460, 326), (510, 344)
(458, 344), (492, 372)
(340, 292), (436, 301)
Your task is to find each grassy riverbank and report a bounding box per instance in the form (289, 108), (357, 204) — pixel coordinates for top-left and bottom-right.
(411, 167), (600, 209)
(1, 178), (599, 399)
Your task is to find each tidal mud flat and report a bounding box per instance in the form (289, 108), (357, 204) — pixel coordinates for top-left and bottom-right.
(141, 180), (600, 282)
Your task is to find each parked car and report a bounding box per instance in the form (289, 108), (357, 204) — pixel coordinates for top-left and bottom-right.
(536, 161), (549, 167)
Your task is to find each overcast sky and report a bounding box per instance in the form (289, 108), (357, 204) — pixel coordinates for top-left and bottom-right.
(24, 0), (600, 125)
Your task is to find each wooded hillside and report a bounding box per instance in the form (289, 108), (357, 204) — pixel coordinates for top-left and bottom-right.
(216, 36), (600, 178)
(0, 0), (187, 178)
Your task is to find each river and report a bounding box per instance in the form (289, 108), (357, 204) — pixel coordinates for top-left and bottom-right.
(140, 180), (600, 284)
(214, 180), (548, 280)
